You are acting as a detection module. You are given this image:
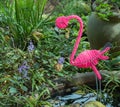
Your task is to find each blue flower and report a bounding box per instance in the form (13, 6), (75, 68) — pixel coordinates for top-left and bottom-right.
(18, 61), (30, 78)
(58, 57), (65, 64)
(27, 40), (34, 52)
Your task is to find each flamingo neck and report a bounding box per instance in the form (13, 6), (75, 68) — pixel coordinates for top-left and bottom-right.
(67, 15), (84, 65)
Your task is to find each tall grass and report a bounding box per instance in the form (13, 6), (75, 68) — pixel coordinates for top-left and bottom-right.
(0, 0), (48, 49)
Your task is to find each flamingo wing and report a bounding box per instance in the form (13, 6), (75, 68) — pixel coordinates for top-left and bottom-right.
(72, 50), (100, 68)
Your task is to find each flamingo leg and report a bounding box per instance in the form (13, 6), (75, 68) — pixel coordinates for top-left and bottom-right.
(99, 79), (102, 101)
(91, 65), (101, 80)
(91, 65), (102, 101)
(95, 75), (102, 101)
(95, 74), (98, 98)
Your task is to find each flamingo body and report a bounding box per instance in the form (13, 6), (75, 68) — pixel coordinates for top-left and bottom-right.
(55, 15), (110, 80)
(71, 50), (108, 68)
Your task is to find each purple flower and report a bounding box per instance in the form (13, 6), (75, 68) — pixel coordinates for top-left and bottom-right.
(18, 61), (30, 78)
(27, 40), (34, 52)
(58, 57), (65, 64)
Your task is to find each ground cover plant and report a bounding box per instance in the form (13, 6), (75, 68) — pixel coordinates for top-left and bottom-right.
(0, 19), (90, 106)
(0, 1), (90, 106)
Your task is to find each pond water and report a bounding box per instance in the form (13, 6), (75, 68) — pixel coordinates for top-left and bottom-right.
(48, 91), (120, 107)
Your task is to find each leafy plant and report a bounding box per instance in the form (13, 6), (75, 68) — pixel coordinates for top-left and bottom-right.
(0, 17), (91, 105)
(0, 41), (54, 106)
(53, 0), (91, 17)
(0, 0), (50, 49)
(103, 70), (120, 98)
(98, 55), (120, 99)
(92, 0), (120, 21)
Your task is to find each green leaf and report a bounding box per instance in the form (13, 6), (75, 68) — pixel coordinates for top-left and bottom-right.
(0, 92), (3, 97)
(21, 85), (28, 92)
(57, 72), (64, 77)
(9, 87), (17, 94)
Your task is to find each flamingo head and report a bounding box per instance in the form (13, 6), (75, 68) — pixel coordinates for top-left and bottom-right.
(55, 16), (69, 29)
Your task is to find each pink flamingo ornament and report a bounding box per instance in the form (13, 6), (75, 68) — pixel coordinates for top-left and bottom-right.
(55, 15), (110, 80)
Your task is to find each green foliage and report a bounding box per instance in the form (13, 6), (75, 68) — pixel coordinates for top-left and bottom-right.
(0, 0), (49, 49)
(106, 57), (120, 70)
(0, 15), (91, 105)
(95, 3), (113, 21)
(0, 1), (94, 105)
(93, 0), (120, 21)
(1, 0), (119, 106)
(54, 0), (91, 16)
(0, 45), (52, 106)
(98, 55), (120, 96)
(103, 71), (120, 95)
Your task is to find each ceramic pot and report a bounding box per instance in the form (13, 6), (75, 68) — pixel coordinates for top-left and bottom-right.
(87, 12), (120, 52)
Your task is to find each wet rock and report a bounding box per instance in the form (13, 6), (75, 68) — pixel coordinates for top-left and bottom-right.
(83, 101), (105, 107)
(70, 103), (81, 107)
(60, 103), (80, 107)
